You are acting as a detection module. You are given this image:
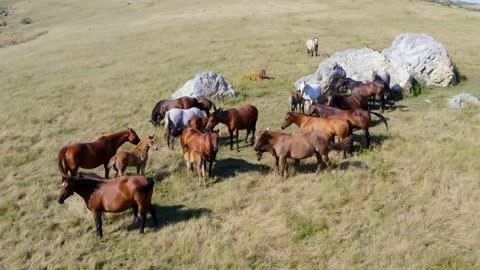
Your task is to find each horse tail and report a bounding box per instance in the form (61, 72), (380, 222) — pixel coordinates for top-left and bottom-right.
(137, 177), (155, 193)
(58, 147), (69, 177)
(107, 154), (117, 170)
(328, 134), (353, 151)
(164, 111), (170, 130)
(369, 111), (388, 130)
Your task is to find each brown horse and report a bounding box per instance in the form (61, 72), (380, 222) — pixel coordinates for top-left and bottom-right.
(183, 149), (207, 186)
(150, 97), (215, 126)
(308, 103), (388, 148)
(280, 112), (353, 158)
(58, 128), (141, 180)
(57, 173), (157, 238)
(180, 127), (220, 178)
(188, 116), (205, 132)
(289, 90), (305, 113)
(327, 94), (369, 111)
(253, 130), (352, 178)
(205, 104), (258, 151)
(351, 81), (386, 112)
(108, 135), (159, 177)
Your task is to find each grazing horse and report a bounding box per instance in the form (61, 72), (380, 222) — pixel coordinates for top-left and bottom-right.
(57, 173), (157, 238)
(280, 112), (353, 158)
(335, 77), (363, 92)
(299, 81), (322, 106)
(180, 127), (220, 178)
(351, 81), (386, 113)
(108, 135), (159, 177)
(183, 149), (207, 186)
(205, 104), (258, 152)
(253, 130), (352, 178)
(327, 94), (369, 111)
(58, 128), (141, 179)
(150, 97), (213, 126)
(164, 107), (204, 150)
(305, 37), (319, 57)
(289, 90), (305, 113)
(372, 69), (391, 97)
(308, 103), (388, 148)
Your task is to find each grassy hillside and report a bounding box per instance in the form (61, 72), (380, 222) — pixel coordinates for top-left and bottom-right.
(1, 0), (480, 269)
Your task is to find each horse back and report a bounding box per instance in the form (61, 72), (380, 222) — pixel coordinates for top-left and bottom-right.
(234, 105), (258, 129)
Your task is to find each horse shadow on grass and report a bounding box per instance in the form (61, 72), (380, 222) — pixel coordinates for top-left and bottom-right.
(214, 158), (270, 179)
(127, 204), (212, 231)
(350, 133), (390, 152)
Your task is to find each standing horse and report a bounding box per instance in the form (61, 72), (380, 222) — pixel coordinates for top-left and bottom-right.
(372, 69), (391, 97)
(205, 104), (258, 152)
(305, 37), (319, 57)
(183, 149), (207, 186)
(280, 112), (353, 158)
(58, 128), (141, 179)
(351, 81), (386, 113)
(57, 173), (157, 238)
(308, 103), (388, 148)
(254, 130), (352, 178)
(164, 107), (204, 150)
(289, 90), (305, 113)
(108, 135), (159, 177)
(299, 81), (322, 107)
(150, 97), (213, 126)
(180, 127), (220, 178)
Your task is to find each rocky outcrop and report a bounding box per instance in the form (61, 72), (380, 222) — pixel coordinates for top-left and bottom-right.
(383, 33), (456, 87)
(171, 72), (236, 99)
(296, 33), (456, 94)
(447, 93), (479, 108)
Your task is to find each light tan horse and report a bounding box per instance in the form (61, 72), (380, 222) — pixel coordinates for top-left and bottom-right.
(183, 149), (207, 187)
(108, 135), (159, 177)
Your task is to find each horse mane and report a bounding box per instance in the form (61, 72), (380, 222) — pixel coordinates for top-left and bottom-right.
(151, 99), (166, 122)
(97, 129), (128, 141)
(73, 176), (106, 191)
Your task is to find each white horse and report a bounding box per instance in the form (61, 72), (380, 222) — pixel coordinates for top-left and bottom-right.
(305, 37), (319, 57)
(164, 107), (204, 149)
(299, 81), (323, 107)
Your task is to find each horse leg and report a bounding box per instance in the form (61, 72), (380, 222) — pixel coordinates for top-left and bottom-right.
(274, 156), (279, 173)
(137, 165), (141, 175)
(149, 205), (159, 228)
(364, 128), (371, 148)
(208, 159), (214, 179)
(93, 211), (103, 238)
(228, 128), (234, 151)
(251, 126), (256, 146)
(235, 129), (240, 152)
(380, 95), (385, 113)
(138, 207), (147, 234)
(322, 153), (332, 172)
(245, 129), (250, 144)
(132, 204), (139, 225)
(104, 163), (109, 179)
(315, 152), (324, 174)
(294, 159), (300, 175)
(279, 157), (287, 178)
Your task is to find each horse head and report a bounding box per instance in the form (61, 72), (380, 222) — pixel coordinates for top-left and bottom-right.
(58, 175), (75, 204)
(313, 37), (318, 45)
(205, 109), (223, 131)
(127, 128), (141, 145)
(148, 135), (159, 151)
(281, 112), (294, 130)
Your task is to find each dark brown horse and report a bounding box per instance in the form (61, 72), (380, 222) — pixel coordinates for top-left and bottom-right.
(351, 81), (386, 113)
(180, 127), (220, 178)
(58, 128), (141, 179)
(57, 173), (157, 238)
(253, 130), (352, 178)
(327, 94), (369, 111)
(281, 112), (353, 158)
(308, 103), (388, 148)
(205, 104), (258, 151)
(150, 97), (216, 126)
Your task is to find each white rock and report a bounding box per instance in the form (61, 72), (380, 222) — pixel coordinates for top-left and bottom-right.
(447, 93), (479, 108)
(172, 71), (235, 99)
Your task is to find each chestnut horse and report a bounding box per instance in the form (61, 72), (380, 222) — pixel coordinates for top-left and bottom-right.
(150, 97), (216, 126)
(108, 135), (159, 177)
(327, 94), (369, 111)
(308, 103), (388, 148)
(183, 149), (207, 186)
(280, 112), (353, 158)
(57, 173), (157, 238)
(253, 130), (352, 178)
(180, 127), (220, 178)
(205, 104), (258, 151)
(58, 128), (141, 180)
(188, 116), (205, 132)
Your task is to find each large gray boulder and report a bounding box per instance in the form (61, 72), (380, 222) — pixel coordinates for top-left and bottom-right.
(294, 63), (346, 97)
(172, 71), (236, 99)
(383, 33), (456, 87)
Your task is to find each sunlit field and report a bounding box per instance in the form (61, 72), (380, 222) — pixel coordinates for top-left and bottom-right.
(1, 0), (480, 268)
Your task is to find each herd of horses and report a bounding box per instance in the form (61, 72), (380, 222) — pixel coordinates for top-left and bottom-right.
(56, 69), (391, 238)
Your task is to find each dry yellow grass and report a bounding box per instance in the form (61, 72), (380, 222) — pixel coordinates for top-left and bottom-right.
(1, 0), (480, 269)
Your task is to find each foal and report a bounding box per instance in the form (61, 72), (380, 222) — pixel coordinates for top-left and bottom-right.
(57, 173), (157, 238)
(289, 90), (305, 113)
(108, 135), (159, 177)
(183, 149), (207, 187)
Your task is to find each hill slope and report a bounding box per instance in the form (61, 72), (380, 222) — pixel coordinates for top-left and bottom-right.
(0, 0), (479, 269)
